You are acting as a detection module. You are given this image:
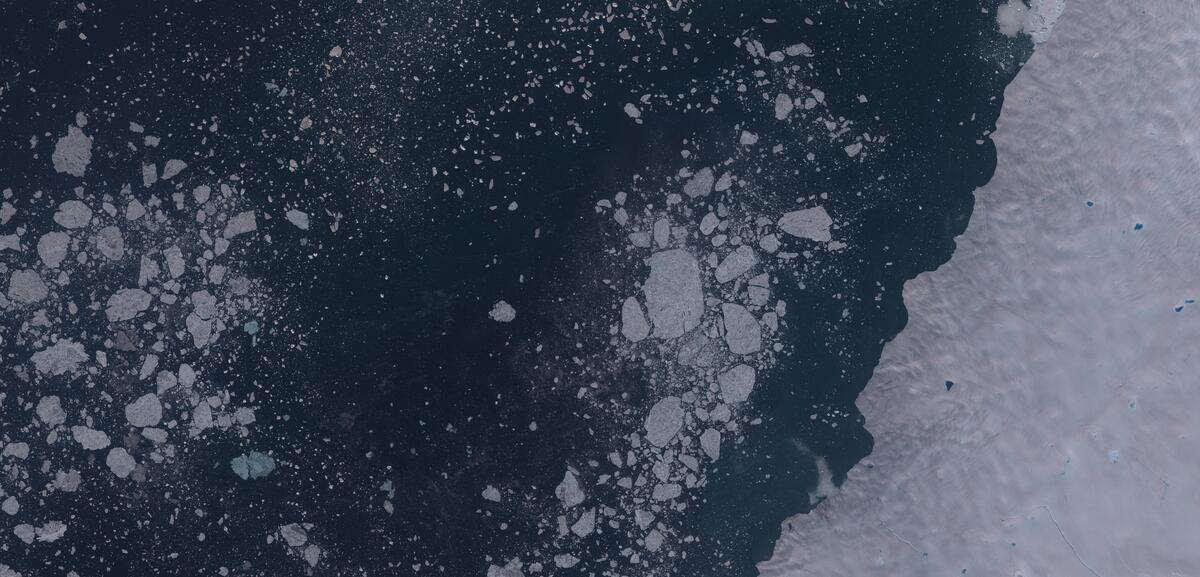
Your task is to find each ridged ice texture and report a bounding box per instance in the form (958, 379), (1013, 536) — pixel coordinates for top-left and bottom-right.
(761, 1), (1200, 575)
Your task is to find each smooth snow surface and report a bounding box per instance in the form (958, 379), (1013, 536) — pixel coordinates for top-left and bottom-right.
(763, 2), (1200, 575)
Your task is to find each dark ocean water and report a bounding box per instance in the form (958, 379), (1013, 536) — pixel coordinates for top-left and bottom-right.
(0, 1), (1031, 575)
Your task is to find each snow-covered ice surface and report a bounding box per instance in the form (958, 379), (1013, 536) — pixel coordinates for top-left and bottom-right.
(763, 1), (1200, 575)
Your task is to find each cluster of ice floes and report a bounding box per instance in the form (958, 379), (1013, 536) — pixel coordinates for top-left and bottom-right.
(0, 115), (277, 564)
(484, 35), (861, 577)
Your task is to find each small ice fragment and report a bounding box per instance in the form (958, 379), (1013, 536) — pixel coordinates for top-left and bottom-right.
(718, 364), (756, 403)
(482, 486), (502, 502)
(651, 483), (682, 501)
(644, 396), (684, 447)
(623, 103), (642, 119)
(489, 300), (516, 322)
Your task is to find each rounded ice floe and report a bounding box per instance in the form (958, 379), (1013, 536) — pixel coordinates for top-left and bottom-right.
(105, 288), (153, 322)
(643, 249), (704, 339)
(554, 470), (586, 508)
(36, 396), (66, 426)
(620, 296), (650, 342)
(774, 93), (794, 120)
(37, 231), (70, 268)
(95, 226), (124, 260)
(71, 426), (111, 450)
(124, 393), (163, 428)
(481, 485), (502, 502)
(777, 206), (833, 242)
(30, 339), (88, 376)
(51, 125), (93, 177)
(721, 303), (762, 354)
(717, 364), (756, 404)
(488, 300), (516, 322)
(53, 200), (93, 229)
(644, 396), (684, 447)
(7, 269), (48, 304)
(106, 447), (137, 478)
(161, 159), (187, 180)
(623, 102), (641, 119)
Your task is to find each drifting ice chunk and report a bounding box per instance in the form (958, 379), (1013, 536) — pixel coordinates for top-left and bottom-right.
(482, 486), (502, 502)
(644, 396), (684, 447)
(71, 426), (110, 450)
(489, 300), (516, 322)
(106, 448), (137, 478)
(570, 509), (596, 537)
(643, 250), (704, 339)
(620, 296), (650, 342)
(777, 206), (833, 242)
(105, 288), (152, 322)
(721, 303), (761, 354)
(280, 523), (308, 547)
(95, 226), (124, 260)
(223, 211), (257, 238)
(714, 245), (758, 283)
(682, 167), (715, 198)
(161, 159), (187, 180)
(124, 393), (163, 428)
(31, 340), (87, 376)
(36, 396), (66, 426)
(700, 428), (722, 461)
(285, 209), (310, 230)
(53, 200), (92, 229)
(37, 232), (69, 268)
(52, 126), (92, 177)
(230, 451), (276, 480)
(774, 93), (794, 120)
(718, 364), (756, 404)
(7, 269), (48, 304)
(623, 103), (641, 119)
(555, 470), (586, 508)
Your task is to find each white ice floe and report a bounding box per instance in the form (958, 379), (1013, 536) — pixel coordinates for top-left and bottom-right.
(643, 396), (684, 447)
(489, 300), (516, 322)
(643, 249), (703, 339)
(776, 206), (832, 242)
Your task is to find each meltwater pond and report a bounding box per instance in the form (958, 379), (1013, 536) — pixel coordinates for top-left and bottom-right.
(0, 1), (1038, 576)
